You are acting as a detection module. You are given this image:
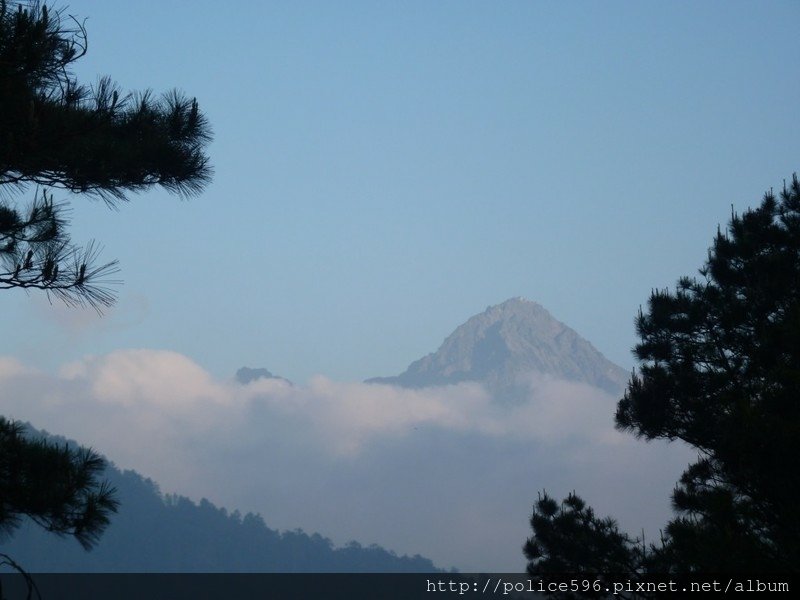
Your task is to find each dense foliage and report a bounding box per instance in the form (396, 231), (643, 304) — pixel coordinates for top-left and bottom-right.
(0, 0), (211, 309)
(0, 417), (118, 549)
(526, 175), (800, 587)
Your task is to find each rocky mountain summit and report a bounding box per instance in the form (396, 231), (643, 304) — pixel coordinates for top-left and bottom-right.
(235, 366), (291, 385)
(368, 297), (629, 402)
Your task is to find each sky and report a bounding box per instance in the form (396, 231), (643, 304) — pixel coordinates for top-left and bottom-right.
(1, 0), (798, 383)
(1, 0), (799, 571)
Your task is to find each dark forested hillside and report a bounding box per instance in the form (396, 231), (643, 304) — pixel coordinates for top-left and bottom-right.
(1, 426), (440, 573)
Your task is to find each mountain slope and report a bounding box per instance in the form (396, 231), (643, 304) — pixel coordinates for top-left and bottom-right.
(1, 425), (440, 573)
(368, 297), (628, 401)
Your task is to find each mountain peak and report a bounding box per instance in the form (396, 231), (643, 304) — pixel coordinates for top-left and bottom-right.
(482, 296), (553, 320)
(235, 367), (291, 386)
(368, 298), (628, 401)
(493, 296), (536, 307)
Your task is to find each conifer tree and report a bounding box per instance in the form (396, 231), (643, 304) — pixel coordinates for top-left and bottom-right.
(0, 418), (118, 548)
(1, 0), (211, 310)
(0, 0), (212, 558)
(525, 175), (800, 583)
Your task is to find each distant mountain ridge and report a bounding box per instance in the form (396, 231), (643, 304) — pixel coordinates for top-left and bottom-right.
(2, 425), (440, 573)
(368, 297), (628, 401)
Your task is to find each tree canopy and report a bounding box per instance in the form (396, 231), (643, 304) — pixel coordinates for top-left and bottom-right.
(525, 175), (800, 584)
(1, 0), (212, 560)
(0, 418), (118, 549)
(0, 0), (211, 310)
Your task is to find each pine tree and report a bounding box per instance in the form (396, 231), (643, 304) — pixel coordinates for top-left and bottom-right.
(525, 175), (800, 582)
(0, 0), (212, 559)
(0, 418), (118, 548)
(524, 492), (642, 569)
(1, 0), (211, 310)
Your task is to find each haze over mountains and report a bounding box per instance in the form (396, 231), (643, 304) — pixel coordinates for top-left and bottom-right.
(0, 298), (690, 571)
(368, 297), (629, 401)
(3, 426), (438, 573)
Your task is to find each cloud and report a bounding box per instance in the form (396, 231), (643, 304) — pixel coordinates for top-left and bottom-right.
(0, 349), (693, 571)
(60, 349), (229, 410)
(0, 357), (30, 379)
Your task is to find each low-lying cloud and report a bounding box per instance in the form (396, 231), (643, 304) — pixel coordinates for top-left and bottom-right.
(0, 349), (693, 571)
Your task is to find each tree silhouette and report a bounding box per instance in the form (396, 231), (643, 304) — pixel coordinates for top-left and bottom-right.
(0, 0), (211, 560)
(1, 0), (211, 310)
(525, 175), (800, 583)
(1, 188), (120, 310)
(0, 418), (118, 548)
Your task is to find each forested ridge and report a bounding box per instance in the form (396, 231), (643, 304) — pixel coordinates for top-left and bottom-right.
(2, 425), (441, 573)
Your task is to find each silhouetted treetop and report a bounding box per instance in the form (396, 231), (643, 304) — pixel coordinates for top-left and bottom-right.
(0, 0), (212, 202)
(526, 174), (800, 586)
(0, 417), (119, 550)
(1, 0), (212, 310)
(615, 175), (800, 571)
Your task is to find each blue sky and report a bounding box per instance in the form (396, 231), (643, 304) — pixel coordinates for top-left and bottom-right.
(2, 0), (799, 383)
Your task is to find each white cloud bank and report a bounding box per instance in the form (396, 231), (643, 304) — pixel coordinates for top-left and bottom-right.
(0, 350), (693, 571)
